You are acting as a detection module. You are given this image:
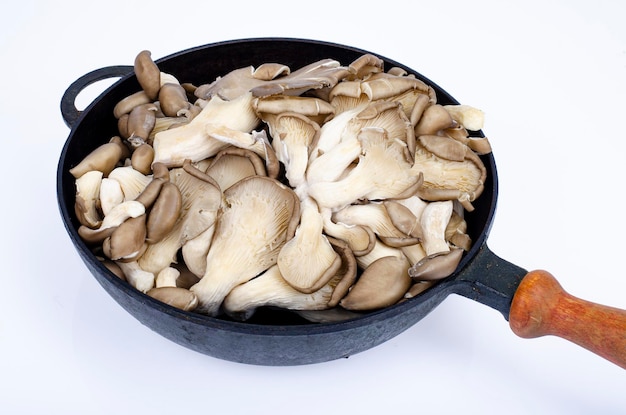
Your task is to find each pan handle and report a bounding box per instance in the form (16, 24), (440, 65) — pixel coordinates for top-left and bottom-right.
(60, 65), (133, 129)
(509, 270), (626, 369)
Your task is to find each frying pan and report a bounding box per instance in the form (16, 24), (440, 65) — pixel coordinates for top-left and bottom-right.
(57, 38), (626, 367)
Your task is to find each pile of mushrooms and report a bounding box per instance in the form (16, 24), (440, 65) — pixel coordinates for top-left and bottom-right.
(70, 50), (492, 321)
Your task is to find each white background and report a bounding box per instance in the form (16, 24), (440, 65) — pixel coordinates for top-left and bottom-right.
(1, 1), (625, 413)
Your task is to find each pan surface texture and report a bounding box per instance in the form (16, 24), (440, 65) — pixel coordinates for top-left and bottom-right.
(58, 38), (513, 365)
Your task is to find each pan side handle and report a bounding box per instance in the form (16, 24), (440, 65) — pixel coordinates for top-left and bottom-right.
(509, 270), (626, 370)
(60, 66), (133, 129)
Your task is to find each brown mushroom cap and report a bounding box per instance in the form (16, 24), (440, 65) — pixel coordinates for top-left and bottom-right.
(340, 255), (411, 311)
(69, 141), (124, 179)
(414, 104), (455, 136)
(408, 248), (463, 281)
(131, 143), (155, 175)
(159, 83), (191, 117)
(102, 214), (147, 261)
(147, 287), (198, 311)
(145, 181), (183, 244)
(127, 103), (157, 141)
(134, 50), (161, 100)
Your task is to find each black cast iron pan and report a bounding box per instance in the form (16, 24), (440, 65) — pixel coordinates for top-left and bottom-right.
(57, 38), (626, 367)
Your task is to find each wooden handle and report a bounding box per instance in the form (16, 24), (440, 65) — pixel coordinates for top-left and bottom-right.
(509, 270), (626, 369)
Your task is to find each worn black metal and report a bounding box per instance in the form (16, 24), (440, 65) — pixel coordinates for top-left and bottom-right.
(60, 65), (133, 128)
(57, 38), (528, 366)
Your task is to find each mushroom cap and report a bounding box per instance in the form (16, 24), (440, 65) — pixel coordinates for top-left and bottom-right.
(307, 127), (420, 210)
(340, 255), (411, 311)
(134, 50), (161, 100)
(277, 197), (342, 293)
(74, 170), (103, 228)
(190, 176), (301, 316)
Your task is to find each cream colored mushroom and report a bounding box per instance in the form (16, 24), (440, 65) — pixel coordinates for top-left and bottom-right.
(180, 224), (215, 278)
(443, 104), (484, 132)
(307, 126), (420, 210)
(152, 92), (262, 167)
(190, 176), (300, 316)
(333, 202), (420, 248)
(277, 196), (341, 293)
(116, 261), (155, 293)
(194, 63), (291, 101)
(107, 166), (152, 201)
(155, 266), (181, 288)
(222, 265), (340, 321)
(420, 200), (453, 256)
(74, 170), (103, 228)
(319, 207), (376, 257)
(99, 177), (124, 216)
(147, 286), (198, 311)
(204, 147), (267, 190)
(411, 134), (487, 211)
(138, 161), (222, 275)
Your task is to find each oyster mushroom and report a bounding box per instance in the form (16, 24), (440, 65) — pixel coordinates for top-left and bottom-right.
(77, 200), (146, 244)
(194, 63), (291, 101)
(307, 126), (421, 210)
(419, 200), (453, 256)
(180, 224), (215, 277)
(250, 58), (351, 98)
(408, 247), (464, 281)
(102, 214), (147, 262)
(443, 104), (485, 132)
(152, 92), (262, 167)
(204, 147), (267, 190)
(340, 255), (412, 311)
(260, 110), (321, 189)
(222, 265), (339, 321)
(69, 139), (126, 179)
(138, 161), (222, 275)
(155, 266), (180, 288)
(126, 103), (157, 141)
(107, 165), (152, 201)
(277, 197), (342, 293)
(113, 91), (152, 119)
(147, 286), (198, 311)
(414, 104), (456, 136)
(190, 176), (300, 316)
(99, 177), (124, 216)
(320, 207), (376, 257)
(130, 143), (155, 175)
(253, 95), (335, 126)
(326, 236), (358, 307)
(158, 82), (192, 118)
(74, 170), (103, 228)
(383, 200), (423, 240)
(116, 260), (155, 293)
(145, 181), (183, 244)
(134, 50), (161, 100)
(411, 134), (487, 211)
(332, 202), (420, 248)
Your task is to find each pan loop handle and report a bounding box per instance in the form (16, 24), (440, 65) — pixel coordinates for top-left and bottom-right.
(60, 65), (133, 129)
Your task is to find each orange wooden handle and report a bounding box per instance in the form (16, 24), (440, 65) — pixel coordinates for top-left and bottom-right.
(509, 270), (626, 369)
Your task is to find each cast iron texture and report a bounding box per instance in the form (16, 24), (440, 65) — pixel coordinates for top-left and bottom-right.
(58, 38), (527, 365)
